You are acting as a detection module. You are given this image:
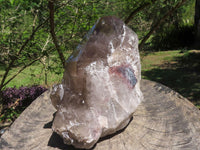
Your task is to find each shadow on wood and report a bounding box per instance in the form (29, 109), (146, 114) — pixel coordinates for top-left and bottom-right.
(45, 115), (133, 150)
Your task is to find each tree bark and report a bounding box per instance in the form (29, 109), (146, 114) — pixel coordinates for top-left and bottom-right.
(139, 0), (188, 50)
(48, 0), (66, 68)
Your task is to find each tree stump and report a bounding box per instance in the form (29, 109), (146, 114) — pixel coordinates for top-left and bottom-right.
(1, 79), (200, 150)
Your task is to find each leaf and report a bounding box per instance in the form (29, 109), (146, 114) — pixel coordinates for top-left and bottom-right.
(9, 0), (14, 5)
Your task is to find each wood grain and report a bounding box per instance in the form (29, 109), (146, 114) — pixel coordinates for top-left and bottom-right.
(1, 79), (200, 150)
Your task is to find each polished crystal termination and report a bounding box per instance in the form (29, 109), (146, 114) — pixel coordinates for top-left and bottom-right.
(50, 16), (143, 149)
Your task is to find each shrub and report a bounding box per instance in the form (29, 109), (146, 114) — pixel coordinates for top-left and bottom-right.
(151, 25), (195, 50)
(1, 85), (47, 122)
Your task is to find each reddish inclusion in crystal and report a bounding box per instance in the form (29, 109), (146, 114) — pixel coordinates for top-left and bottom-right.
(109, 65), (137, 89)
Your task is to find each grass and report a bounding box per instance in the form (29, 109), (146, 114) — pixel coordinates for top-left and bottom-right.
(0, 52), (72, 89)
(141, 50), (185, 71)
(141, 50), (200, 107)
(5, 63), (63, 88)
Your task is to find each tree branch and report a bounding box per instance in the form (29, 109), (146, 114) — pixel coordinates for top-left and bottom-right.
(2, 56), (43, 87)
(48, 0), (66, 68)
(139, 0), (188, 49)
(0, 18), (49, 91)
(125, 0), (158, 24)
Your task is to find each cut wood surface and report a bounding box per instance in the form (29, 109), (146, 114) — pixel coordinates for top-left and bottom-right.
(1, 79), (200, 150)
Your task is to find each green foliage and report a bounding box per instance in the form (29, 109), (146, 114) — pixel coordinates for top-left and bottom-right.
(0, 108), (21, 122)
(0, 0), (196, 92)
(0, 0), (52, 89)
(127, 0), (195, 49)
(0, 0), (197, 92)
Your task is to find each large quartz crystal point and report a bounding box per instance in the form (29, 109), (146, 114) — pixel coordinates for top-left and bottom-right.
(50, 16), (143, 149)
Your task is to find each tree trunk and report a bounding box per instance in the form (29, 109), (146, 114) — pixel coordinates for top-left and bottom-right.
(195, 0), (200, 48)
(48, 0), (66, 68)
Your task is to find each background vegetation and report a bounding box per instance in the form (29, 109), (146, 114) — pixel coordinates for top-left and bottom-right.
(0, 0), (199, 124)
